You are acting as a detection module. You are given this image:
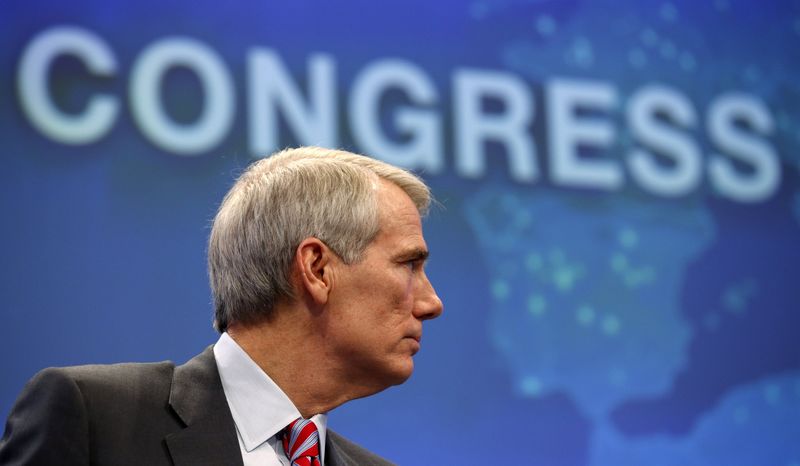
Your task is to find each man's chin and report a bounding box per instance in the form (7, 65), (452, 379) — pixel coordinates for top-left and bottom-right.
(391, 360), (415, 385)
(380, 360), (415, 388)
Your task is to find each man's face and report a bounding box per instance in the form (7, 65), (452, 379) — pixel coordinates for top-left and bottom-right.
(324, 180), (443, 392)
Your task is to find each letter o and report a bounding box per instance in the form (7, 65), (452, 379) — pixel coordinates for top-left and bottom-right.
(130, 37), (235, 155)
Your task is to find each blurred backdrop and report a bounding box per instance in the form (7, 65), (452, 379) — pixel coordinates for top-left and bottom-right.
(2, 1), (800, 464)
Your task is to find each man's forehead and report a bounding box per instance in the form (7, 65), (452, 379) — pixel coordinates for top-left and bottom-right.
(376, 182), (422, 218)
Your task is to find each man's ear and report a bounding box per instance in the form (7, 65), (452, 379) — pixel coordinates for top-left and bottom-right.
(295, 237), (333, 305)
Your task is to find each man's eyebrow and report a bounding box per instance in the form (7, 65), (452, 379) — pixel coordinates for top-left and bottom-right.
(398, 248), (430, 262)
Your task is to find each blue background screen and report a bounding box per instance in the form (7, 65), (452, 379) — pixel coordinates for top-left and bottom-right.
(2, 1), (799, 464)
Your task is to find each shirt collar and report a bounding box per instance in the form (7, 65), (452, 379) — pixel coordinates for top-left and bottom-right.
(213, 332), (328, 454)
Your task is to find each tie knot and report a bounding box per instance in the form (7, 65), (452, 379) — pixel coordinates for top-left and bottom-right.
(282, 418), (321, 466)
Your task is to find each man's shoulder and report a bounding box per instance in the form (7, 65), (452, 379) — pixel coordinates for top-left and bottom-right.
(327, 429), (396, 466)
(33, 359), (176, 395)
(0, 359), (190, 465)
(42, 359), (176, 378)
(22, 360), (177, 419)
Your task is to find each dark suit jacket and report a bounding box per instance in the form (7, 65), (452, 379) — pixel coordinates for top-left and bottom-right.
(0, 347), (394, 466)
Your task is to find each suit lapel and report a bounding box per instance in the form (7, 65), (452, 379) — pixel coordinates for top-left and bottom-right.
(165, 346), (244, 466)
(325, 430), (356, 466)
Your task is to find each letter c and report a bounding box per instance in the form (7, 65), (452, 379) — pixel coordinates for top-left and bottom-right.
(17, 26), (119, 144)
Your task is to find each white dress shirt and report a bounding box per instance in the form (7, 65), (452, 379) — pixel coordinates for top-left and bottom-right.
(214, 332), (328, 466)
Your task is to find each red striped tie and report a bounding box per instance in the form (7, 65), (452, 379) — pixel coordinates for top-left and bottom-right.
(282, 418), (321, 466)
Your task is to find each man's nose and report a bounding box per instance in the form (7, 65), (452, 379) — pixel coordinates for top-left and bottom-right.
(414, 272), (443, 320)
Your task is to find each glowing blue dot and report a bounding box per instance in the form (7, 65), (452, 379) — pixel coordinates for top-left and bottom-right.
(470, 1), (489, 19)
(703, 312), (721, 331)
(641, 28), (659, 47)
(570, 37), (594, 68)
(493, 334), (513, 351)
(536, 15), (557, 36)
(618, 228), (639, 249)
(744, 66), (760, 83)
(602, 315), (621, 335)
(659, 40), (677, 59)
(554, 267), (579, 291)
(492, 280), (510, 300)
(577, 305), (595, 325)
(679, 52), (696, 71)
(660, 2), (678, 22)
(516, 210), (532, 228)
(526, 253), (543, 271)
(722, 287), (747, 314)
(521, 376), (544, 397)
(527, 294), (547, 316)
(611, 253), (628, 272)
(628, 48), (647, 68)
(764, 384), (781, 405)
(609, 368), (628, 386)
(624, 266), (655, 288)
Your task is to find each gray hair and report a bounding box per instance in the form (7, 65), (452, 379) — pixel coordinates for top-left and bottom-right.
(208, 146), (431, 332)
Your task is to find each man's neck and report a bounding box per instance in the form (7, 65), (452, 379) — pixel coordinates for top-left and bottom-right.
(225, 310), (376, 418)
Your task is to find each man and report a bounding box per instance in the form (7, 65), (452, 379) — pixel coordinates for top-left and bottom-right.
(0, 147), (443, 465)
